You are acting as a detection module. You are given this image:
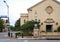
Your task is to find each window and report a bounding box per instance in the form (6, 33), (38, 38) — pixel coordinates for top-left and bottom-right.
(6, 20), (9, 23)
(24, 19), (26, 23)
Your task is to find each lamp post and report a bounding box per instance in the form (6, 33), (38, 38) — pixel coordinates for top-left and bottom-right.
(32, 19), (40, 28)
(32, 19), (40, 38)
(3, 0), (10, 37)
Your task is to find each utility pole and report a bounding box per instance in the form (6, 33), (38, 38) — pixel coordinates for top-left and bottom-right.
(3, 0), (10, 37)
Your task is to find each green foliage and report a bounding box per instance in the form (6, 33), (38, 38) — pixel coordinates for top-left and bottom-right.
(37, 23), (40, 28)
(15, 18), (21, 31)
(21, 21), (34, 31)
(10, 26), (21, 31)
(10, 26), (15, 31)
(0, 19), (5, 32)
(57, 26), (60, 32)
(17, 33), (33, 36)
(15, 18), (20, 28)
(21, 21), (40, 32)
(41, 31), (45, 32)
(11, 18), (20, 31)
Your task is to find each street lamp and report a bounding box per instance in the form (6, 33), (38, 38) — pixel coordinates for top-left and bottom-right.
(32, 19), (40, 38)
(32, 19), (40, 28)
(3, 0), (10, 37)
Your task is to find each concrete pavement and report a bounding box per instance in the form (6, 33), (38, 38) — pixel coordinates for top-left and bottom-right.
(0, 32), (60, 40)
(17, 36), (40, 40)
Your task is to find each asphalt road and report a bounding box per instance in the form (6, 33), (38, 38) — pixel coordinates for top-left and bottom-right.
(0, 39), (60, 42)
(0, 32), (8, 39)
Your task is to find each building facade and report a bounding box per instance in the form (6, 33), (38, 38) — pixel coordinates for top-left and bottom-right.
(4, 19), (9, 32)
(20, 0), (60, 38)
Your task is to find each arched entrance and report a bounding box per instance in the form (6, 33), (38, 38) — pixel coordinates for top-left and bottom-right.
(46, 24), (53, 32)
(44, 18), (55, 32)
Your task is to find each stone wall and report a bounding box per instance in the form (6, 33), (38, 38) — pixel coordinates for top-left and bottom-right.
(40, 32), (60, 38)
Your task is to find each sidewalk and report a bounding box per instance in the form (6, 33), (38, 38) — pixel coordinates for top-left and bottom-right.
(4, 35), (43, 40)
(17, 36), (40, 40)
(4, 35), (60, 40)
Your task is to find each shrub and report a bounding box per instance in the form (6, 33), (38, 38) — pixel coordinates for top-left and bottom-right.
(17, 33), (33, 36)
(41, 31), (45, 32)
(57, 26), (60, 32)
(54, 30), (57, 32)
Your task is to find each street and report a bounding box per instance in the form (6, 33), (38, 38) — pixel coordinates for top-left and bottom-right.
(0, 32), (60, 42)
(0, 32), (8, 39)
(0, 39), (60, 42)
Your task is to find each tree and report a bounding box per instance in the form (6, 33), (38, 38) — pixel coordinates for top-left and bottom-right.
(10, 18), (20, 31)
(0, 19), (5, 32)
(21, 21), (34, 32)
(15, 18), (20, 28)
(14, 18), (20, 31)
(57, 26), (60, 32)
(21, 21), (40, 33)
(10, 25), (15, 31)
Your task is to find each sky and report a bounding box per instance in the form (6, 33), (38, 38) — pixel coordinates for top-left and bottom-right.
(0, 0), (60, 26)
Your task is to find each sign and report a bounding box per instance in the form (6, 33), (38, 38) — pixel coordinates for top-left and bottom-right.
(0, 16), (8, 18)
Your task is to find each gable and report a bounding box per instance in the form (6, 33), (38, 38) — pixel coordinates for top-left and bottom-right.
(27, 0), (45, 11)
(28, 0), (60, 11)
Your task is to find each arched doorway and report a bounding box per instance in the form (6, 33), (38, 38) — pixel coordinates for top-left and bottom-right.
(46, 25), (53, 32)
(44, 18), (55, 32)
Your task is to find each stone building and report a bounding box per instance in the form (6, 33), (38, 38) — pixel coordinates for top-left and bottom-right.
(4, 19), (9, 32)
(0, 19), (8, 32)
(20, 0), (60, 38)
